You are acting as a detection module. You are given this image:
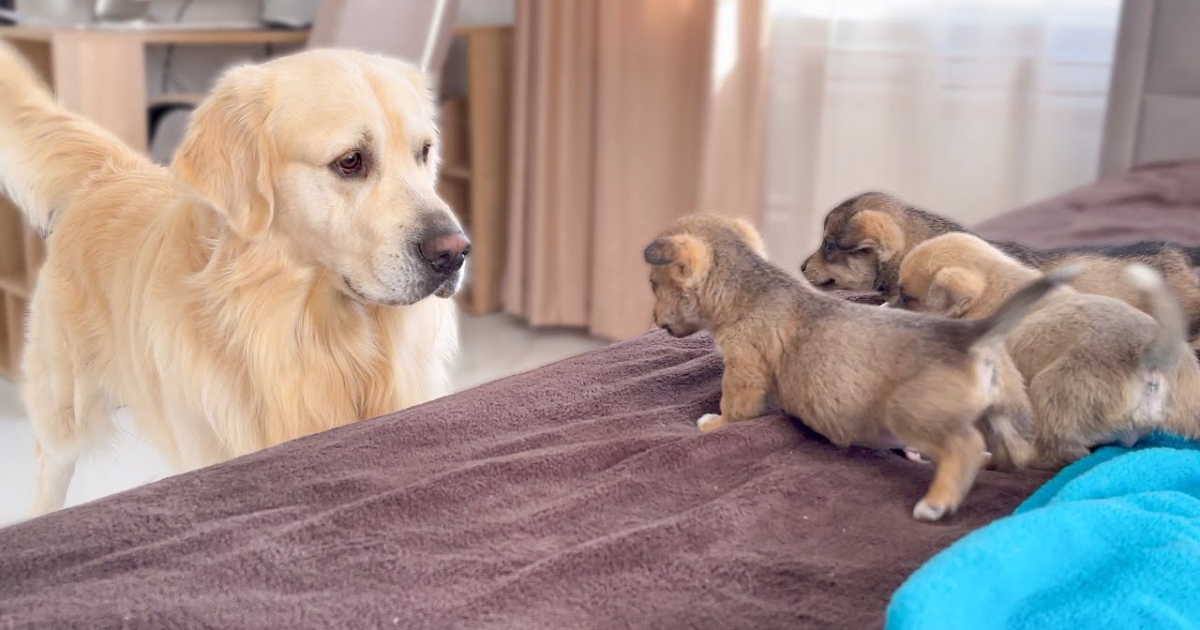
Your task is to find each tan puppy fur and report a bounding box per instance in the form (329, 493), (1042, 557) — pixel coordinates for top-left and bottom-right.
(643, 215), (1074, 522)
(0, 42), (468, 516)
(801, 191), (1200, 348)
(896, 233), (1200, 467)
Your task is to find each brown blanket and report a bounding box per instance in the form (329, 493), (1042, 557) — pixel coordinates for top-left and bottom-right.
(976, 160), (1200, 247)
(0, 309), (1049, 630)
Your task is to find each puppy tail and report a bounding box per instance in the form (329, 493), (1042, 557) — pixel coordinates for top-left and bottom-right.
(1126, 263), (1188, 371)
(966, 264), (1083, 349)
(0, 40), (151, 234)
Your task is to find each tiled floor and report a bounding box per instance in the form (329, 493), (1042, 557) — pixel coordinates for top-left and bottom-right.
(0, 314), (606, 527)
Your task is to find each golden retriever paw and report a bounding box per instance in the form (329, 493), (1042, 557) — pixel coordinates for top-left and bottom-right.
(696, 413), (727, 433)
(912, 499), (951, 522)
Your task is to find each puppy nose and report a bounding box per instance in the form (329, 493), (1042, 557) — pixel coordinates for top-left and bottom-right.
(418, 231), (471, 273)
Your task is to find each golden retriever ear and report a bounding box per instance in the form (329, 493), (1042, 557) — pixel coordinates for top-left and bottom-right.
(643, 235), (712, 286)
(926, 266), (983, 318)
(172, 65), (275, 240)
(853, 210), (905, 262)
(729, 218), (767, 257)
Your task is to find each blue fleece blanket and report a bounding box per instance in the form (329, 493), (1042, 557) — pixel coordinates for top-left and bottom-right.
(886, 433), (1200, 630)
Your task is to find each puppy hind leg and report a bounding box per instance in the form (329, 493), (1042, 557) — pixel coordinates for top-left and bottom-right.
(884, 374), (989, 521)
(909, 429), (988, 522)
(979, 403), (1036, 471)
(979, 357), (1037, 471)
(1159, 366), (1200, 442)
(1025, 367), (1100, 470)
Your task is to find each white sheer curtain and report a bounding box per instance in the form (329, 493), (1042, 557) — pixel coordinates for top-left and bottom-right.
(762, 0), (1122, 271)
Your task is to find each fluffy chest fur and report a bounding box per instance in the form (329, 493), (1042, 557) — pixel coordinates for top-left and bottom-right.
(66, 199), (460, 465)
(163, 258), (456, 456)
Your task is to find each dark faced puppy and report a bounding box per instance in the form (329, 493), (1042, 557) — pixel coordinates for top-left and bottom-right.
(643, 214), (1072, 521)
(800, 191), (1200, 348)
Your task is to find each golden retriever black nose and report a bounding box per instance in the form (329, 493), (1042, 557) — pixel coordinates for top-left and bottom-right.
(419, 231), (471, 273)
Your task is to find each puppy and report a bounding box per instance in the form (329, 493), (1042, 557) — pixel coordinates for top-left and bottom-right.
(800, 191), (1200, 347)
(895, 233), (1200, 467)
(643, 214), (1070, 521)
(0, 43), (467, 516)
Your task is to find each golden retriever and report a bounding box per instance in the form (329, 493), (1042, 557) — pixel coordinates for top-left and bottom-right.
(0, 43), (467, 516)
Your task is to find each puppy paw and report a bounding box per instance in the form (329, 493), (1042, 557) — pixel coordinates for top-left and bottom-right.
(912, 499), (950, 522)
(696, 413), (727, 433)
(904, 448), (931, 464)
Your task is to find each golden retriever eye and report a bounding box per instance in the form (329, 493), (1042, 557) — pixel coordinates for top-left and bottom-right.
(419, 142), (432, 164)
(334, 151), (365, 177)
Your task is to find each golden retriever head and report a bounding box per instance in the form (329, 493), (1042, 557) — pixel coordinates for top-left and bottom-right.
(172, 48), (468, 306)
(643, 214), (765, 337)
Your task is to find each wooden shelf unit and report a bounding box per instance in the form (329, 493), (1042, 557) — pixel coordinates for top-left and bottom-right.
(0, 196), (41, 379)
(444, 26), (513, 317)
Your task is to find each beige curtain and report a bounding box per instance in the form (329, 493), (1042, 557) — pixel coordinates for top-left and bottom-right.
(759, 0), (1122, 273)
(504, 0), (769, 341)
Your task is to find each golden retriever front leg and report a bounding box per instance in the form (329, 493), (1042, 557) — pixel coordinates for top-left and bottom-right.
(697, 349), (769, 433)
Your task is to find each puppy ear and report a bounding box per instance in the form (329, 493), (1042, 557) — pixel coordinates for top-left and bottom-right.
(172, 65), (275, 241)
(926, 266), (983, 318)
(643, 235), (711, 286)
(729, 218), (767, 257)
(853, 210), (905, 262)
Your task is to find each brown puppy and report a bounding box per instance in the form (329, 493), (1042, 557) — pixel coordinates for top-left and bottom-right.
(643, 215), (1072, 521)
(800, 191), (1200, 347)
(895, 233), (1200, 468)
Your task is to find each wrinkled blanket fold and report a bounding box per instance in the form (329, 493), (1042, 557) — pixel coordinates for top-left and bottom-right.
(887, 433), (1200, 630)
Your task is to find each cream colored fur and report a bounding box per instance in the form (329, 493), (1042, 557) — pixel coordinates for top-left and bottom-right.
(0, 43), (463, 516)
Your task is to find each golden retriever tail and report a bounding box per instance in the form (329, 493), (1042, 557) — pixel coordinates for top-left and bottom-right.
(964, 264), (1083, 349)
(0, 40), (151, 234)
(1126, 263), (1188, 371)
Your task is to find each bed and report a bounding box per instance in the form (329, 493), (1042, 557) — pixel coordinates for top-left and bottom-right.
(7, 1), (1200, 626)
(1, 158), (1200, 629)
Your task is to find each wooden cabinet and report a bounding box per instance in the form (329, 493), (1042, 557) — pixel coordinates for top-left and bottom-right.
(0, 197), (40, 379)
(442, 26), (513, 316)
